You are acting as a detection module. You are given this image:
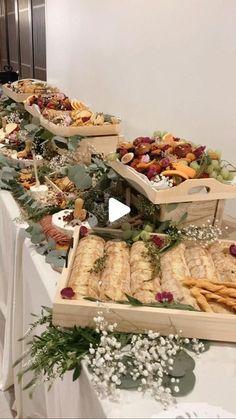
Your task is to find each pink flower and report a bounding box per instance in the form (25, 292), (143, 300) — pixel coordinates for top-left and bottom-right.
(229, 244), (236, 257)
(61, 287), (75, 299)
(156, 291), (173, 303)
(80, 226), (88, 237)
(152, 235), (164, 248)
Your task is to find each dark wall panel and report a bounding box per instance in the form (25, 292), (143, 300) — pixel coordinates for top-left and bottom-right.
(33, 4), (46, 69)
(0, 0), (46, 79)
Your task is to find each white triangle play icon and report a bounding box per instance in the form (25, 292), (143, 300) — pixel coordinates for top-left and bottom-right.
(108, 198), (130, 222)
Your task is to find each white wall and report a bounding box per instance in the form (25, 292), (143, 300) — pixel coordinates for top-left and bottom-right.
(45, 0), (236, 216)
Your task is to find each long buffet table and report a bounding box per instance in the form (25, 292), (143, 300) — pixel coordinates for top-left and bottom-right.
(1, 190), (236, 418)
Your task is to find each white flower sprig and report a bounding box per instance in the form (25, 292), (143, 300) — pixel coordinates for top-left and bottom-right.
(178, 221), (222, 246)
(85, 313), (205, 407)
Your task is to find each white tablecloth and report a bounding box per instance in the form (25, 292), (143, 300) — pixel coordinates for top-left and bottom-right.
(0, 191), (26, 391)
(16, 242), (236, 418)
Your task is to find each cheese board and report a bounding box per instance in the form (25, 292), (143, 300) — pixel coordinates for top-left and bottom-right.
(53, 227), (236, 342)
(109, 161), (236, 204)
(40, 115), (121, 137)
(2, 79), (59, 102)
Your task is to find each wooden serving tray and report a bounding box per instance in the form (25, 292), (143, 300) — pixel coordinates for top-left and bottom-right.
(40, 115), (121, 137)
(53, 227), (236, 342)
(109, 161), (236, 204)
(2, 79), (58, 103)
(24, 103), (41, 119)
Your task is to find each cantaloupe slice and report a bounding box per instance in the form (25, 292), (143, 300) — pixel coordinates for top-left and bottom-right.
(172, 163), (196, 178)
(161, 169), (189, 180)
(6, 123), (17, 134)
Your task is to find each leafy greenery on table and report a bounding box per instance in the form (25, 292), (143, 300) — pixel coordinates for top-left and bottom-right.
(14, 307), (210, 399)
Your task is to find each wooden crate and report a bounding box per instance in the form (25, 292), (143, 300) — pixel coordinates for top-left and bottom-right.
(53, 227), (236, 343)
(158, 200), (225, 227)
(115, 179), (225, 227)
(109, 161), (236, 204)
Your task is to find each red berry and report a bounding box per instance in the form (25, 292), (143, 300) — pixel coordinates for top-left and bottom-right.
(229, 244), (236, 257)
(80, 226), (88, 237)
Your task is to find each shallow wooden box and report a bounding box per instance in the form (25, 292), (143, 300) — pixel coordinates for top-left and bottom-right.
(109, 161), (236, 204)
(40, 115), (121, 138)
(53, 227), (236, 343)
(2, 79), (58, 103)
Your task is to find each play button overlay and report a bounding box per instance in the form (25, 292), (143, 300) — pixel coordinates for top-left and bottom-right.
(108, 198), (130, 222)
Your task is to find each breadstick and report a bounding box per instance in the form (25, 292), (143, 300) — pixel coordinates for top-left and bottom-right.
(190, 288), (213, 312)
(183, 278), (224, 293)
(203, 291), (236, 311)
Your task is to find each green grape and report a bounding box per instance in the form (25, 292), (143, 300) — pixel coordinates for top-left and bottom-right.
(121, 222), (132, 231)
(210, 171), (218, 179)
(153, 130), (162, 137)
(144, 224), (154, 233)
(161, 131), (168, 138)
(206, 165), (214, 175)
(190, 161), (200, 170)
(107, 152), (118, 161)
(228, 172), (236, 181)
(217, 174), (224, 182)
(121, 230), (133, 240)
(221, 167), (230, 180)
(132, 230), (140, 242)
(179, 160), (189, 166)
(140, 230), (151, 242)
(211, 160), (220, 169)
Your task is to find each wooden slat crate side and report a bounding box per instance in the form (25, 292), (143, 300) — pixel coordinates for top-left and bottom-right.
(53, 297), (236, 342)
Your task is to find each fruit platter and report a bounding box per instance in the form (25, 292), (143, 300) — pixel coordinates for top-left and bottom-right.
(109, 132), (236, 204)
(24, 92), (72, 118)
(24, 93), (121, 137)
(53, 226), (236, 342)
(2, 79), (59, 102)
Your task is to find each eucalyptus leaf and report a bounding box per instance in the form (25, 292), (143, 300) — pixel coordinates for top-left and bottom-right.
(166, 203), (178, 213)
(119, 375), (141, 390)
(179, 211), (188, 224)
(73, 364), (82, 381)
(31, 233), (45, 245)
(99, 174), (111, 191)
(24, 123), (39, 133)
(40, 130), (54, 141)
(169, 350), (195, 377)
(92, 157), (107, 171)
(107, 169), (118, 180)
(68, 165), (92, 190)
(155, 221), (171, 233)
(36, 245), (49, 255)
(173, 371), (196, 397)
(125, 294), (143, 306)
(0, 179), (11, 189)
(52, 136), (68, 149)
(68, 136), (82, 151)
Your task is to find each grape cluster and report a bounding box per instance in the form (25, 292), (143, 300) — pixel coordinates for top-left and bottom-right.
(190, 150), (235, 183)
